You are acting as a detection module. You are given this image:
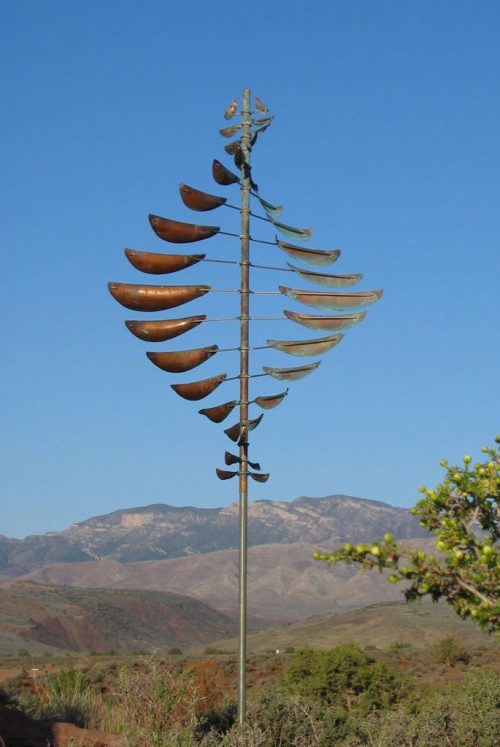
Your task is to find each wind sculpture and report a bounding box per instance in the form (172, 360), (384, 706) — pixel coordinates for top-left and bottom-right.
(108, 88), (382, 723)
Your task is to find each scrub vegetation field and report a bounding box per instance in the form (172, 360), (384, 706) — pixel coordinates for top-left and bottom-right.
(0, 634), (498, 746)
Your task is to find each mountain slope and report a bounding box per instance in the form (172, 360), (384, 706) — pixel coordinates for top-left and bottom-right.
(0, 495), (425, 575)
(0, 582), (237, 654)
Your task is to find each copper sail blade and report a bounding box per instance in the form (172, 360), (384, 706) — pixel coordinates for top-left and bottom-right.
(224, 414), (264, 442)
(263, 361), (321, 381)
(219, 125), (241, 138)
(125, 249), (205, 274)
(276, 239), (340, 267)
(199, 400), (237, 423)
(271, 220), (312, 242)
(108, 283), (210, 312)
(147, 346), (218, 374)
(267, 334), (343, 357)
(216, 468), (239, 480)
(212, 159), (240, 186)
(171, 373), (227, 401)
(287, 263), (363, 288)
(284, 310), (367, 332)
(224, 452), (261, 470)
(179, 184), (227, 212)
(279, 286), (383, 311)
(257, 196), (282, 218)
(250, 472), (270, 483)
(149, 215), (220, 243)
(254, 389), (288, 410)
(125, 316), (206, 342)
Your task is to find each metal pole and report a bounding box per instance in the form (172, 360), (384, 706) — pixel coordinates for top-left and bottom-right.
(237, 87), (251, 724)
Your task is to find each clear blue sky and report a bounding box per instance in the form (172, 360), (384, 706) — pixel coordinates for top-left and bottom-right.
(1, 1), (499, 538)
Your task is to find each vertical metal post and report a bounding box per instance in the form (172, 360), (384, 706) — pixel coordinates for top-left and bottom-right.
(237, 87), (251, 724)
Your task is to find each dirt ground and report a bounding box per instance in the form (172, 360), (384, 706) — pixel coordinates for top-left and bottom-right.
(0, 705), (124, 747)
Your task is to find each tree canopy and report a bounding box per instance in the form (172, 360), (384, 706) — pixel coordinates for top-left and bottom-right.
(314, 437), (499, 632)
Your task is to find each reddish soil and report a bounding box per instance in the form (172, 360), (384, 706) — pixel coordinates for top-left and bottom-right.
(0, 705), (123, 747)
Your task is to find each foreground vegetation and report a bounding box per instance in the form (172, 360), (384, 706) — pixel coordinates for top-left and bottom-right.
(2, 638), (498, 746)
(316, 437), (500, 630)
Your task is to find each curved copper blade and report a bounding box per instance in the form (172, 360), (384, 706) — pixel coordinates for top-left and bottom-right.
(267, 334), (343, 357)
(149, 214), (220, 243)
(225, 451), (261, 470)
(284, 310), (367, 332)
(212, 159), (240, 186)
(125, 315), (206, 342)
(216, 468), (239, 480)
(225, 139), (241, 155)
(254, 389), (288, 410)
(250, 472), (270, 483)
(147, 346), (218, 374)
(108, 283), (210, 312)
(280, 286), (383, 311)
(224, 414), (264, 442)
(171, 373), (227, 401)
(125, 248), (205, 274)
(179, 184), (227, 212)
(263, 361), (321, 381)
(271, 220), (312, 242)
(276, 239), (340, 266)
(258, 196), (282, 218)
(219, 125), (241, 138)
(199, 400), (237, 423)
(287, 263), (362, 288)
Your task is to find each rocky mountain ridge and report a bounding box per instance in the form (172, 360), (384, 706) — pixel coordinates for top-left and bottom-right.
(0, 495), (425, 576)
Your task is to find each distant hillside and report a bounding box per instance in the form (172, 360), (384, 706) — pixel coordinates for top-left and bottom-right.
(0, 495), (426, 575)
(0, 582), (237, 654)
(13, 541), (437, 623)
(206, 599), (495, 654)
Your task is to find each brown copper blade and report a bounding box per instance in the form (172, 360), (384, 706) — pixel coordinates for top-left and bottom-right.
(108, 282), (210, 312)
(147, 346), (218, 374)
(224, 414), (264, 442)
(125, 316), (206, 342)
(280, 286), (383, 311)
(267, 334), (343, 357)
(149, 214), (220, 243)
(125, 248), (205, 274)
(263, 361), (321, 381)
(224, 451), (261, 470)
(225, 139), (242, 155)
(216, 468), (239, 480)
(212, 159), (240, 186)
(219, 125), (241, 138)
(284, 310), (367, 332)
(171, 373), (227, 401)
(179, 184), (227, 212)
(250, 472), (270, 483)
(287, 263), (363, 288)
(254, 389), (288, 410)
(199, 400), (237, 423)
(276, 239), (340, 266)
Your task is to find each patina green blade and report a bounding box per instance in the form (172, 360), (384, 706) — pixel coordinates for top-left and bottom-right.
(287, 263), (363, 288)
(284, 310), (367, 332)
(276, 239), (340, 266)
(257, 196), (283, 218)
(224, 414), (264, 442)
(279, 286), (383, 311)
(267, 334), (343, 357)
(254, 389), (288, 410)
(271, 220), (312, 242)
(263, 361), (321, 381)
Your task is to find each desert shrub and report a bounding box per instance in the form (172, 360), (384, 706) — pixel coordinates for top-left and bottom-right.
(284, 644), (412, 714)
(17, 667), (103, 729)
(168, 647), (183, 655)
(431, 635), (470, 666)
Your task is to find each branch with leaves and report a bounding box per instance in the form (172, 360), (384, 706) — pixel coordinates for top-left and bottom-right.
(314, 437), (500, 632)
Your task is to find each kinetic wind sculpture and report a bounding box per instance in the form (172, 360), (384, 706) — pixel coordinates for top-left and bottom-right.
(108, 88), (382, 722)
